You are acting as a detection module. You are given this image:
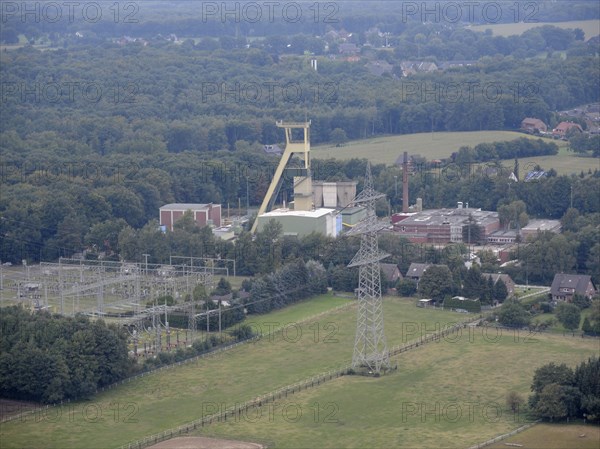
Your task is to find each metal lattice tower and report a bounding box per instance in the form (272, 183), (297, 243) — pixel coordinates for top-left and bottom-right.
(347, 163), (391, 374)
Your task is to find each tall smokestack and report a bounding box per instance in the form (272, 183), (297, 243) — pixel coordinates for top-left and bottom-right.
(402, 151), (409, 213)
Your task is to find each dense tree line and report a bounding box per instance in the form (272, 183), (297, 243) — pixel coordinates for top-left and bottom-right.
(2, 1), (597, 59)
(0, 307), (132, 403)
(1, 45), (598, 149)
(244, 256), (329, 314)
(506, 210), (600, 285)
(453, 138), (559, 164)
(414, 264), (508, 304)
(529, 358), (600, 422)
(2, 143), (599, 269)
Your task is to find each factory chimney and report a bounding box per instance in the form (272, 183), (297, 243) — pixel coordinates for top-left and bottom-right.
(402, 151), (409, 213)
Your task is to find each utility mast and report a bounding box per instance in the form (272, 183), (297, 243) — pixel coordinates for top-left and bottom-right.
(347, 162), (391, 374)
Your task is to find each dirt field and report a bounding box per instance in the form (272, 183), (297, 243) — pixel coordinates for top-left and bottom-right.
(487, 423), (600, 449)
(147, 437), (264, 449)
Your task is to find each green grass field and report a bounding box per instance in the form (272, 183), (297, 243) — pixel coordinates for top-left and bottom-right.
(196, 332), (599, 449)
(0, 296), (467, 449)
(2, 294), (597, 448)
(312, 131), (542, 164)
(469, 20), (600, 41)
(311, 131), (598, 175)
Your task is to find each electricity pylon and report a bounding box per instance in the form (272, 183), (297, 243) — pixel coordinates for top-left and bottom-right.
(347, 162), (391, 374)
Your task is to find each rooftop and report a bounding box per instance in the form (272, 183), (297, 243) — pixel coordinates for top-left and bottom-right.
(260, 208), (337, 219)
(160, 203), (212, 210)
(397, 208), (498, 227)
(522, 219), (561, 232)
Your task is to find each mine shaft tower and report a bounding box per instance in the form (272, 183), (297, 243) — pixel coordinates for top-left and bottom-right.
(250, 121), (312, 233)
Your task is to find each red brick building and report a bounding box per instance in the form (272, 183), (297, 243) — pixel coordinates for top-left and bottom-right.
(393, 204), (500, 244)
(159, 203), (221, 231)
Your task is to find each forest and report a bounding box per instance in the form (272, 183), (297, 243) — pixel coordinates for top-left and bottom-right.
(2, 1), (599, 44)
(1, 2), (599, 286)
(0, 307), (132, 402)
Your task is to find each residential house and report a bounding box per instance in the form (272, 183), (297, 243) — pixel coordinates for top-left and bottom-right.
(339, 43), (359, 56)
(524, 170), (548, 182)
(550, 274), (596, 302)
(400, 61), (438, 76)
(552, 122), (583, 138)
(365, 60), (394, 77)
(405, 263), (431, 286)
(438, 60), (477, 70)
(380, 263), (402, 287)
(482, 273), (515, 297)
(521, 118), (548, 133)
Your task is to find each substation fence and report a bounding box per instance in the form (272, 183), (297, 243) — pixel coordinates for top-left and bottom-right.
(1, 302), (356, 424)
(467, 420), (541, 449)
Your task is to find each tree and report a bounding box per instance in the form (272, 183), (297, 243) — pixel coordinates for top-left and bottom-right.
(498, 200), (527, 230)
(212, 277), (232, 296)
(462, 216), (482, 244)
(231, 324), (256, 341)
(463, 265), (484, 299)
(396, 278), (417, 297)
(498, 300), (531, 328)
(561, 207), (580, 232)
(534, 384), (570, 421)
(493, 278), (509, 302)
(330, 128), (348, 146)
(555, 302), (581, 331)
(305, 260), (328, 295)
(328, 265), (358, 293)
(193, 284), (208, 301)
(572, 293), (591, 310)
(582, 317), (594, 335)
(529, 361), (574, 416)
(573, 357), (600, 420)
(506, 391), (524, 413)
(531, 362), (574, 394)
(418, 265), (454, 300)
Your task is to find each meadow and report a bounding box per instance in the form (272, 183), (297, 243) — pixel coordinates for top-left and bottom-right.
(311, 131), (597, 176)
(469, 20), (600, 41)
(1, 293), (598, 448)
(196, 331), (599, 448)
(0, 295), (465, 449)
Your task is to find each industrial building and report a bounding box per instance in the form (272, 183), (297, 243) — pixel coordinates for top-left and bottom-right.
(255, 208), (341, 237)
(393, 202), (500, 244)
(312, 181), (356, 208)
(486, 219), (561, 244)
(159, 203), (221, 231)
(521, 219), (562, 239)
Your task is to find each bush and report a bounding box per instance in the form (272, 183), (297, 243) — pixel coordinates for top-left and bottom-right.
(506, 391), (525, 413)
(396, 279), (417, 297)
(231, 324), (256, 341)
(498, 300), (531, 328)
